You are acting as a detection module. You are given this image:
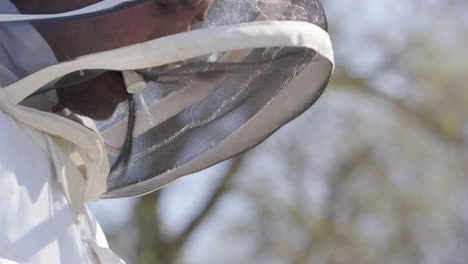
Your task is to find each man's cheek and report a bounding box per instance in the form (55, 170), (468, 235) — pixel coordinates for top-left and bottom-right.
(57, 72), (128, 120)
(146, 17), (192, 39)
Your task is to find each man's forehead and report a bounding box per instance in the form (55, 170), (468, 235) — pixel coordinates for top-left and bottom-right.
(179, 0), (202, 9)
(159, 0), (204, 9)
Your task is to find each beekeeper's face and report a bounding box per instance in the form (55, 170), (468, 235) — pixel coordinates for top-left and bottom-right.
(14, 0), (213, 59)
(12, 0), (213, 119)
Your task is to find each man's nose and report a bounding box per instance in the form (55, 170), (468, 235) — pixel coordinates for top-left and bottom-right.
(177, 19), (194, 34)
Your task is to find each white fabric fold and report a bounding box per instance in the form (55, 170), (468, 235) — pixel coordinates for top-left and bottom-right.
(3, 20), (334, 105)
(0, 89), (110, 204)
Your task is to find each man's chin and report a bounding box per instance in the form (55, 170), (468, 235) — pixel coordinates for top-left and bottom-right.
(81, 111), (115, 121)
(71, 106), (118, 121)
(56, 99), (121, 121)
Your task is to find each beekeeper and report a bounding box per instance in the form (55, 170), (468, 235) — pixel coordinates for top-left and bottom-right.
(0, 0), (333, 263)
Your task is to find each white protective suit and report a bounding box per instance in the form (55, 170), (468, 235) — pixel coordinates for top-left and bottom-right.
(0, 1), (124, 263)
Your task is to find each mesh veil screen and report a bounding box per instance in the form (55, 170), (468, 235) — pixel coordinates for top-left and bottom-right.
(98, 0), (332, 198)
(1, 0), (333, 198)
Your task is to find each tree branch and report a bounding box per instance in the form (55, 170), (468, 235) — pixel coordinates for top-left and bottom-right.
(172, 156), (245, 249)
(289, 146), (373, 264)
(134, 192), (174, 264)
(333, 73), (464, 146)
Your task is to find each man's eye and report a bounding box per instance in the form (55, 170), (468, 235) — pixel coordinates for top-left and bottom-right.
(155, 0), (173, 9)
(179, 0), (203, 10)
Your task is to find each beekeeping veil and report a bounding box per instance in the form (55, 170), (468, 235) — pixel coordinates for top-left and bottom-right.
(0, 0), (334, 199)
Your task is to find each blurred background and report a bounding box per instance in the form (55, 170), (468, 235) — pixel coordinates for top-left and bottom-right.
(90, 0), (468, 263)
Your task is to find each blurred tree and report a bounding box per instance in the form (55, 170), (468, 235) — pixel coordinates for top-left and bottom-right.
(130, 157), (245, 264)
